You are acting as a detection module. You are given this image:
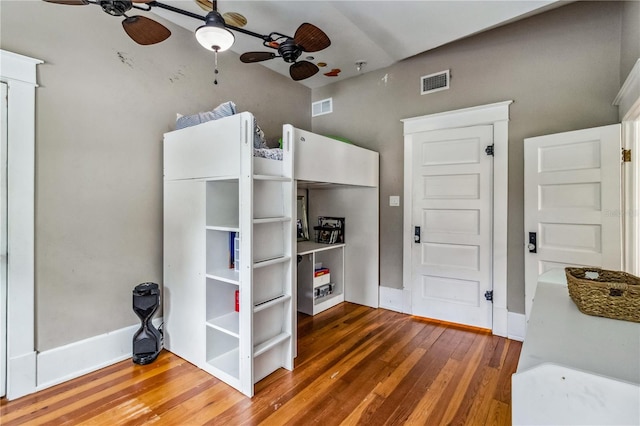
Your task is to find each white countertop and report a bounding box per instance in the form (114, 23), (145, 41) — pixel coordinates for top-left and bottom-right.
(517, 269), (640, 385)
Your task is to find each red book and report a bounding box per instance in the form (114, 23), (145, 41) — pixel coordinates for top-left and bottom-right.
(235, 290), (239, 312)
(314, 267), (330, 277)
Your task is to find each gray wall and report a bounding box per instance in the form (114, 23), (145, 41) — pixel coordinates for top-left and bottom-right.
(621, 0), (640, 82)
(1, 1), (310, 351)
(311, 1), (625, 314)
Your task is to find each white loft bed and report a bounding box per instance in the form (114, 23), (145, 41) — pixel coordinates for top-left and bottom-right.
(163, 112), (379, 396)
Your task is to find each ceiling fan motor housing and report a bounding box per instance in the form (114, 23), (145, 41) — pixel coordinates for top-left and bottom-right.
(99, 0), (132, 16)
(278, 39), (302, 63)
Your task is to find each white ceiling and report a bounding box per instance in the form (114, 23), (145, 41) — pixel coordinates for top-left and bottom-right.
(151, 0), (564, 89)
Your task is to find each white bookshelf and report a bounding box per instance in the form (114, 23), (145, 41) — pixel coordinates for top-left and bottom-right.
(163, 113), (294, 397)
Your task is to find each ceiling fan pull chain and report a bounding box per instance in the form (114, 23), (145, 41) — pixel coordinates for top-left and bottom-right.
(213, 48), (219, 85)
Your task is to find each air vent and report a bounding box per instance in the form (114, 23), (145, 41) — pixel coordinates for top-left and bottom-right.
(312, 98), (333, 117)
(421, 70), (450, 95)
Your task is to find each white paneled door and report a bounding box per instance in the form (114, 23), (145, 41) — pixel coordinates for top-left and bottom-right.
(524, 124), (622, 320)
(411, 125), (494, 329)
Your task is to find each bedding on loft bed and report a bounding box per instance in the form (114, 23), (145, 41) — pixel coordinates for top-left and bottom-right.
(176, 101), (283, 161)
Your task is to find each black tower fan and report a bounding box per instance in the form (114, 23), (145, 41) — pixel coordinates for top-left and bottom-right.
(132, 282), (162, 364)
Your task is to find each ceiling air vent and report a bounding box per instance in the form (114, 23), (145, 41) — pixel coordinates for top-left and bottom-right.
(421, 70), (450, 95)
(312, 98), (333, 117)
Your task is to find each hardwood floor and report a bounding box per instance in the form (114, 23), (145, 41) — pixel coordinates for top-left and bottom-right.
(0, 303), (522, 425)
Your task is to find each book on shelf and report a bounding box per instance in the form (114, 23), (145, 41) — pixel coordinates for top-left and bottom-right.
(228, 231), (239, 270)
(314, 267), (330, 277)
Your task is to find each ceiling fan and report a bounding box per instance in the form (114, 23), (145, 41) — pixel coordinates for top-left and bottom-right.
(42, 0), (332, 81)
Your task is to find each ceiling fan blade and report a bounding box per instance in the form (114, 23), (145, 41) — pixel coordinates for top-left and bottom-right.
(223, 12), (247, 28)
(294, 23), (331, 53)
(122, 16), (171, 46)
(240, 52), (277, 63)
(290, 61), (319, 81)
(42, 0), (89, 4)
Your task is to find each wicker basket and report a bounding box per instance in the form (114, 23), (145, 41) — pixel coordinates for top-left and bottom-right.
(565, 267), (640, 323)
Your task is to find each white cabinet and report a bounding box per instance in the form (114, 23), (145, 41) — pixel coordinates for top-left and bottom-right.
(297, 241), (345, 315)
(512, 269), (640, 425)
(163, 113), (294, 397)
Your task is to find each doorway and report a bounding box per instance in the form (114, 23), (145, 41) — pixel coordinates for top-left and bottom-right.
(409, 125), (494, 329)
(403, 101), (512, 336)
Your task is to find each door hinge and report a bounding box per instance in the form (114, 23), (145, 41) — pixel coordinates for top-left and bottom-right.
(484, 290), (493, 302)
(623, 149), (631, 163)
(485, 145), (494, 156)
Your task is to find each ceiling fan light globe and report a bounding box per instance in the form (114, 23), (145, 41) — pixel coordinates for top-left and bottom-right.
(195, 11), (234, 52)
(196, 26), (234, 51)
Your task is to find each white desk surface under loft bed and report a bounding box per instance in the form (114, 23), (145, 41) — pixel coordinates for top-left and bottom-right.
(517, 268), (640, 386)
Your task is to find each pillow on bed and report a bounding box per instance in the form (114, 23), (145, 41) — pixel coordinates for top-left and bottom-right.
(175, 101), (237, 130)
(176, 101), (268, 150)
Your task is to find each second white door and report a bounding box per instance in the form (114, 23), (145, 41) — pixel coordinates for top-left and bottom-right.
(524, 124), (622, 320)
(411, 125), (494, 329)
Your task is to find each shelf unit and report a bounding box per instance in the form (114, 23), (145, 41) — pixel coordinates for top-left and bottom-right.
(163, 113), (294, 397)
(297, 241), (345, 315)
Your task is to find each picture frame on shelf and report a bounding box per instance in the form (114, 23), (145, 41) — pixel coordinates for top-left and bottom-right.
(297, 195), (309, 241)
(314, 216), (345, 244)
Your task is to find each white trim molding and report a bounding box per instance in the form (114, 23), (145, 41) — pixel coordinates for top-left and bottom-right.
(614, 58), (640, 277)
(401, 101), (512, 337)
(614, 58), (640, 122)
(1, 50), (43, 400)
(378, 286), (404, 313)
(37, 318), (163, 391)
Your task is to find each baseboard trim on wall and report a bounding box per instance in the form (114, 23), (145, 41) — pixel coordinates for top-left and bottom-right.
(507, 312), (526, 342)
(379, 286), (404, 313)
(7, 350), (36, 400)
(36, 317), (163, 392)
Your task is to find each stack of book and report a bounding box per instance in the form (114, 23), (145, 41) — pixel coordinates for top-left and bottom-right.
(313, 267), (333, 299)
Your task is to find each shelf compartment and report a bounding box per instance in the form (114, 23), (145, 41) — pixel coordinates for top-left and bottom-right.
(206, 180), (239, 229)
(254, 294), (291, 313)
(206, 278), (239, 332)
(253, 332), (290, 357)
(206, 229), (239, 274)
(206, 311), (239, 338)
(206, 328), (239, 380)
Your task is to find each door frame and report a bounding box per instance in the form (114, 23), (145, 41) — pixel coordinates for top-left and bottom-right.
(402, 100), (512, 337)
(0, 50), (42, 399)
(614, 58), (640, 277)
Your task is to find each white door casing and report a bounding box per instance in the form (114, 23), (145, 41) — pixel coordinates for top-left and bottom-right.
(1, 50), (42, 400)
(403, 101), (512, 337)
(524, 124), (622, 321)
(1, 81), (7, 397)
(410, 125), (494, 329)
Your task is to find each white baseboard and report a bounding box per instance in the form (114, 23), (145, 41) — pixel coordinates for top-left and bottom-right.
(36, 317), (163, 392)
(379, 286), (404, 313)
(507, 312), (526, 342)
(7, 350), (36, 400)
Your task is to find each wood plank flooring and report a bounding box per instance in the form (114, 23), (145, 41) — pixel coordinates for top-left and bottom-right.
(0, 303), (522, 425)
